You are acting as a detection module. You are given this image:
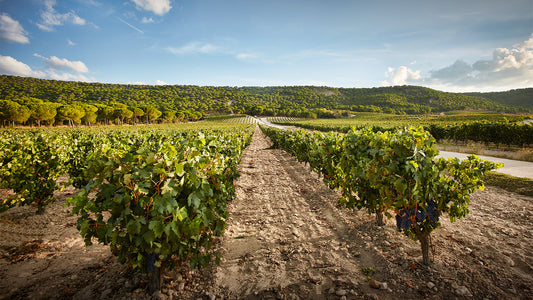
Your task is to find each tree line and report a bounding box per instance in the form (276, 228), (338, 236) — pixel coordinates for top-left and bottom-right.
(0, 97), (204, 127)
(0, 75), (530, 127)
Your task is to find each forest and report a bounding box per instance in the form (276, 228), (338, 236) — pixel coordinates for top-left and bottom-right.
(0, 75), (531, 126)
(465, 88), (533, 110)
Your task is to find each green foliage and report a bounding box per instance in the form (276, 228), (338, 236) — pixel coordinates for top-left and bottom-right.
(276, 113), (533, 147)
(0, 131), (68, 213)
(0, 75), (528, 127)
(57, 104), (86, 126)
(29, 100), (57, 126)
(64, 126), (252, 289)
(361, 266), (376, 280)
(465, 88), (533, 110)
(0, 100), (32, 126)
(262, 125), (501, 264)
(482, 172), (533, 197)
(0, 121), (253, 291)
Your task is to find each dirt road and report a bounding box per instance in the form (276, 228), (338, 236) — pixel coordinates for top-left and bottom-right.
(257, 116), (533, 180)
(438, 151), (533, 180)
(205, 127), (532, 299)
(205, 127), (389, 299)
(0, 126), (531, 299)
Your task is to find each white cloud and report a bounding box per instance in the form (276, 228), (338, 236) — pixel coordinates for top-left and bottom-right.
(155, 79), (167, 85)
(83, 0), (102, 7)
(0, 55), (45, 77)
(46, 70), (92, 82)
(131, 0), (171, 15)
(67, 39), (76, 46)
(430, 60), (472, 81)
(37, 0), (87, 31)
(165, 42), (261, 62)
(166, 43), (219, 55)
(430, 34), (533, 90)
(384, 33), (533, 91)
(0, 54), (93, 82)
(0, 14), (29, 44)
(236, 53), (257, 60)
(141, 17), (154, 23)
(34, 53), (89, 73)
(383, 66), (422, 86)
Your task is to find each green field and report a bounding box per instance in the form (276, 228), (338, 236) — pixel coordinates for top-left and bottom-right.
(270, 112), (531, 130)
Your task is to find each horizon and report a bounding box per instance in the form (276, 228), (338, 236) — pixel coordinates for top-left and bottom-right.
(0, 0), (532, 93)
(3, 74), (532, 94)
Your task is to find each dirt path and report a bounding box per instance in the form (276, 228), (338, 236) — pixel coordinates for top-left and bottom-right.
(205, 127), (533, 299)
(438, 151), (533, 179)
(0, 126), (531, 299)
(205, 126), (389, 299)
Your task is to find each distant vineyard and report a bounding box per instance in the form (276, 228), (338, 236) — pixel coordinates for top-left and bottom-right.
(223, 115), (259, 124)
(271, 113), (533, 147)
(266, 117), (300, 123)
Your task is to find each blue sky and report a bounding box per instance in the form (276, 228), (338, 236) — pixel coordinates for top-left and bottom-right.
(0, 0), (532, 92)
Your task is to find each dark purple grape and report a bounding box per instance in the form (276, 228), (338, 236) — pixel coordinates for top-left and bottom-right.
(396, 207), (412, 231)
(426, 200), (438, 221)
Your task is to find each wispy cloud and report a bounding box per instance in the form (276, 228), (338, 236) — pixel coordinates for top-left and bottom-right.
(34, 53), (89, 73)
(131, 0), (172, 16)
(0, 13), (29, 44)
(117, 17), (144, 34)
(166, 43), (219, 55)
(165, 42), (260, 62)
(272, 46), (392, 65)
(141, 17), (154, 24)
(67, 39), (76, 46)
(235, 53), (258, 60)
(37, 0), (86, 31)
(383, 33), (533, 91)
(81, 0), (102, 7)
(128, 81), (149, 85)
(46, 70), (93, 82)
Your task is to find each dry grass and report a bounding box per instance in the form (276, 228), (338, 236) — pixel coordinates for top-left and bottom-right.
(483, 172), (533, 197)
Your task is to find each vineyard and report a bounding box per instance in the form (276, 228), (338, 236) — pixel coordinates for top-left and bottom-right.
(272, 113), (533, 148)
(260, 125), (500, 265)
(0, 118), (532, 299)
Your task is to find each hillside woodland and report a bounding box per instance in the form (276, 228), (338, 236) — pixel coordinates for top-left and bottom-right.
(0, 75), (531, 126)
(466, 88), (533, 110)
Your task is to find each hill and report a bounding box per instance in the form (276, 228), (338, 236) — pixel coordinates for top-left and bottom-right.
(464, 88), (533, 110)
(0, 75), (527, 122)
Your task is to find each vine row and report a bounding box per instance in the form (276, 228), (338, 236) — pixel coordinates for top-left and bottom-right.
(261, 125), (501, 265)
(0, 124), (253, 291)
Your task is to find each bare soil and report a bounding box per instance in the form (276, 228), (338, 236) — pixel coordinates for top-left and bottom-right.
(0, 126), (531, 299)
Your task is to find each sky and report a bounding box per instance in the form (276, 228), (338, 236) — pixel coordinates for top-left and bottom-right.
(0, 0), (532, 92)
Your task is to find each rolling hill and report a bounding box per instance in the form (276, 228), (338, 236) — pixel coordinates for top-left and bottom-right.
(0, 75), (529, 118)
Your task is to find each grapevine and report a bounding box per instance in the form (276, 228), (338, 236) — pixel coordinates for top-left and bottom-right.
(262, 125), (501, 264)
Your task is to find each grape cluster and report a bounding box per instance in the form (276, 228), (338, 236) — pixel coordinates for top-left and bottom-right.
(395, 200), (438, 231)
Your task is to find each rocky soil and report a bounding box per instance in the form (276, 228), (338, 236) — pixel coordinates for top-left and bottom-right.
(0, 126), (531, 299)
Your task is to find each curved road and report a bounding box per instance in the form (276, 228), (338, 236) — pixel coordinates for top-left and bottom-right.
(437, 151), (533, 180)
(254, 116), (287, 129)
(255, 117), (533, 180)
